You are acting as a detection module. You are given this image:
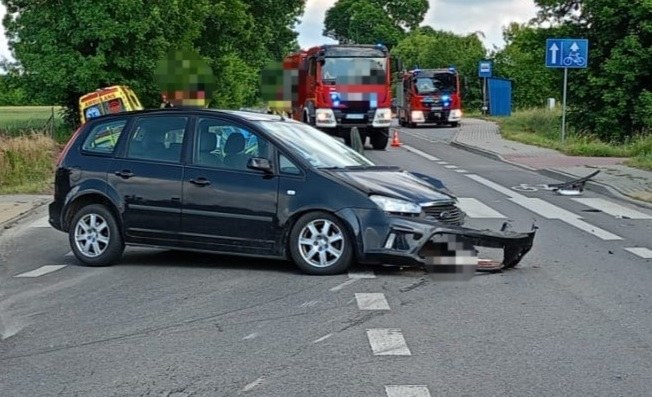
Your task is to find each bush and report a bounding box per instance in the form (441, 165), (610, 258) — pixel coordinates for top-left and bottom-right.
(490, 108), (652, 169)
(0, 132), (58, 194)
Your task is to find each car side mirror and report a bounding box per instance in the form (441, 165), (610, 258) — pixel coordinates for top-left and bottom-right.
(248, 157), (273, 173)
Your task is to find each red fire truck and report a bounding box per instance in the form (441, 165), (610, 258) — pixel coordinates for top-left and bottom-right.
(395, 68), (463, 128)
(270, 44), (395, 149)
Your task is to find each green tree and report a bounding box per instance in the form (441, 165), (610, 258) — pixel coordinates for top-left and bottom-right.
(195, 0), (304, 107)
(2, 0), (211, 125)
(533, 0), (652, 139)
(323, 0), (428, 48)
(492, 23), (562, 109)
(2, 0), (305, 124)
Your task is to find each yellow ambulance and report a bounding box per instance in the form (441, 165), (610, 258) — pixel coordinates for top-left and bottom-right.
(79, 85), (144, 124)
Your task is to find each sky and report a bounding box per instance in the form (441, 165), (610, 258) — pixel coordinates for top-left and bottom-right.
(0, 1), (539, 63)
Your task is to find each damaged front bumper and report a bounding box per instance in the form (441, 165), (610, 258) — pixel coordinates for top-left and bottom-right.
(339, 208), (537, 274)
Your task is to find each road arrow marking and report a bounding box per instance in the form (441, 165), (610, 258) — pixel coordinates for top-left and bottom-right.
(549, 42), (559, 64)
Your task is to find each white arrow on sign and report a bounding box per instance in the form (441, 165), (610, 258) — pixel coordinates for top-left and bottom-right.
(570, 42), (580, 53)
(549, 42), (559, 64)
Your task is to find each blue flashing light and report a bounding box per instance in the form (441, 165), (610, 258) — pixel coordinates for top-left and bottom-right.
(441, 95), (450, 102)
(330, 92), (340, 106)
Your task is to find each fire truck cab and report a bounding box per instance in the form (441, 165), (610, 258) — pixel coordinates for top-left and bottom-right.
(395, 68), (462, 128)
(274, 44), (395, 150)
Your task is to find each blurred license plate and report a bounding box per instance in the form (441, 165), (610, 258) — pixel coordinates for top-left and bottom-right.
(433, 113), (441, 118)
(346, 114), (364, 119)
(431, 107), (443, 111)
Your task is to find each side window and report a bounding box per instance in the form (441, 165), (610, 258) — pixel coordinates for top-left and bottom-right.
(81, 119), (128, 154)
(194, 117), (270, 171)
(279, 154), (301, 175)
(125, 116), (187, 163)
(84, 105), (103, 121)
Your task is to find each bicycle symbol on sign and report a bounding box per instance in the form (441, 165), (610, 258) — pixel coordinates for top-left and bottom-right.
(563, 52), (586, 67)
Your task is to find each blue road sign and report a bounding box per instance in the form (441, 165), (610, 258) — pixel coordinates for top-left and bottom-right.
(546, 38), (589, 68)
(478, 60), (492, 77)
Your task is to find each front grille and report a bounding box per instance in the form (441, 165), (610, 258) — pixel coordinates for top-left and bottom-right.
(420, 100), (443, 108)
(422, 203), (463, 226)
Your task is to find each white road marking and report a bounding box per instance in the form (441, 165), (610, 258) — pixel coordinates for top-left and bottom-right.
(330, 278), (358, 292)
(457, 198), (507, 218)
(402, 145), (440, 161)
(243, 333), (258, 340)
(348, 270), (376, 279)
(385, 385), (432, 397)
(28, 216), (50, 228)
(437, 161), (448, 165)
(313, 333), (333, 343)
(571, 198), (652, 219)
(454, 169), (468, 173)
(14, 265), (67, 278)
(242, 377), (265, 392)
(444, 165), (458, 169)
(625, 247), (652, 259)
(366, 329), (412, 356)
(465, 174), (623, 240)
(355, 293), (391, 310)
(561, 217), (623, 240)
(298, 300), (320, 308)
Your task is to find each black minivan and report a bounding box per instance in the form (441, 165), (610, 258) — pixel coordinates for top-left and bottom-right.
(49, 108), (536, 275)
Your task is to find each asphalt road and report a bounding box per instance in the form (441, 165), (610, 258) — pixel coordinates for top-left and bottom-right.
(1, 123), (651, 397)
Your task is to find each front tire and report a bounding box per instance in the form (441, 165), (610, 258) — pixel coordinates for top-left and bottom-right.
(69, 204), (124, 267)
(289, 211), (354, 275)
(370, 128), (389, 150)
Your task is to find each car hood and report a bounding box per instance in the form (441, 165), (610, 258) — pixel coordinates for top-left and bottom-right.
(328, 168), (455, 204)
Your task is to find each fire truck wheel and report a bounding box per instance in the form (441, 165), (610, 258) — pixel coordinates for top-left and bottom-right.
(409, 122), (417, 128)
(451, 122), (459, 128)
(370, 129), (389, 150)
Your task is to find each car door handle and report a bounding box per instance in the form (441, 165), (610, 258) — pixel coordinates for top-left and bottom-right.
(189, 178), (211, 187)
(114, 170), (134, 179)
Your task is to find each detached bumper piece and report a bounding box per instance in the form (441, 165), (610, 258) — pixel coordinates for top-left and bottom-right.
(373, 220), (536, 279)
(419, 222), (537, 277)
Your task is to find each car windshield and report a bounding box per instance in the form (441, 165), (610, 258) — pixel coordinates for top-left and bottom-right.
(321, 57), (386, 85)
(254, 120), (376, 169)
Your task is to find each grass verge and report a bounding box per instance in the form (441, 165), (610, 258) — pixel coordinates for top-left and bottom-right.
(488, 108), (652, 171)
(0, 132), (59, 194)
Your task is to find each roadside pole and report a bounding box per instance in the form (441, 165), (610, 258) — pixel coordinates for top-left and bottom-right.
(545, 38), (589, 144)
(561, 67), (568, 144)
(478, 60), (492, 116)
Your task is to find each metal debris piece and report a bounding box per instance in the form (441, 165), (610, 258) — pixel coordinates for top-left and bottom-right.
(546, 170), (600, 196)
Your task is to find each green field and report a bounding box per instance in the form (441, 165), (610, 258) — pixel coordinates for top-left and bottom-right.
(0, 106), (64, 136)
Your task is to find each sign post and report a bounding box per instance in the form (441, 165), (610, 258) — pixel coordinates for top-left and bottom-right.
(545, 38), (589, 143)
(478, 60), (493, 116)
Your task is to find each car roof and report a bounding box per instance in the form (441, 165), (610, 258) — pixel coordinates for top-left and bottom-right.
(85, 107), (290, 124)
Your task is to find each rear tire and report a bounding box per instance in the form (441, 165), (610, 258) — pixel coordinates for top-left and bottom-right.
(289, 211), (354, 275)
(451, 122), (459, 128)
(69, 204), (124, 267)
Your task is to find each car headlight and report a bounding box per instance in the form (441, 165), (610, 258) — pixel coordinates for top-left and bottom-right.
(369, 195), (422, 214)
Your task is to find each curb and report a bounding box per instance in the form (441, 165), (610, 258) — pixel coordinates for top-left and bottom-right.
(0, 198), (51, 235)
(451, 137), (652, 210)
